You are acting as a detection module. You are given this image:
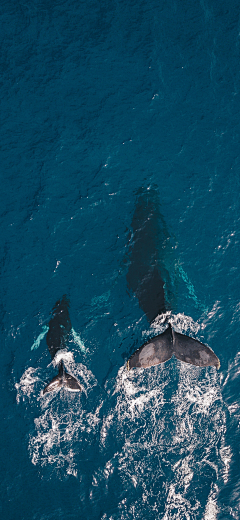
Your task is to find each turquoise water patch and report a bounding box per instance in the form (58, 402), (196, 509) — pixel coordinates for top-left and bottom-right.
(71, 328), (87, 353)
(177, 263), (208, 314)
(30, 326), (86, 354)
(31, 326), (49, 351)
(91, 290), (111, 308)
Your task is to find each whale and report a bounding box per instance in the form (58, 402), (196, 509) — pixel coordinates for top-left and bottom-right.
(126, 188), (220, 371)
(43, 296), (81, 394)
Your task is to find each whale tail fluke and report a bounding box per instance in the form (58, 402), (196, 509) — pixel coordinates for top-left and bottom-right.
(127, 325), (173, 370)
(172, 329), (220, 369)
(43, 361), (81, 395)
(127, 324), (220, 370)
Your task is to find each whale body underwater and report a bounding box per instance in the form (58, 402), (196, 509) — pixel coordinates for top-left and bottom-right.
(126, 188), (220, 371)
(43, 188), (219, 394)
(43, 296), (81, 394)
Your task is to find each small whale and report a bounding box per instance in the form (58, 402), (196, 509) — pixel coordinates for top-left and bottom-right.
(43, 296), (81, 394)
(126, 188), (220, 371)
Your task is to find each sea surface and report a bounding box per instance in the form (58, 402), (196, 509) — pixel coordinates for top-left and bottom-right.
(1, 0), (240, 519)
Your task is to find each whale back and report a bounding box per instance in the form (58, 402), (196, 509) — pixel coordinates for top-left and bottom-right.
(126, 187), (169, 322)
(46, 295), (71, 359)
(126, 188), (220, 370)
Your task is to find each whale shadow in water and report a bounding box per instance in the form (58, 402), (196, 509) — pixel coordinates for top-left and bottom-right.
(126, 187), (220, 371)
(43, 296), (82, 394)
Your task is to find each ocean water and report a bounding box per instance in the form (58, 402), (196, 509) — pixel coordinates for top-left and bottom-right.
(1, 0), (240, 518)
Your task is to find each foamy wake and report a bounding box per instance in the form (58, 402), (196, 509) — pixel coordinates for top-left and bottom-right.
(16, 359), (103, 478)
(16, 312), (231, 517)
(150, 311), (201, 335)
(92, 314), (229, 519)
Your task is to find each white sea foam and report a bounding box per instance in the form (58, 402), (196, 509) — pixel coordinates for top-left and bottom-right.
(17, 312), (228, 515)
(50, 349), (74, 367)
(95, 347), (227, 519)
(16, 320), (92, 478)
(15, 367), (43, 402)
(16, 362), (102, 478)
(149, 311), (201, 336)
(204, 484), (219, 520)
(29, 393), (102, 478)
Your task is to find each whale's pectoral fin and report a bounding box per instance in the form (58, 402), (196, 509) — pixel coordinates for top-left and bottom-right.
(128, 325), (173, 369)
(172, 330), (220, 369)
(43, 368), (81, 394)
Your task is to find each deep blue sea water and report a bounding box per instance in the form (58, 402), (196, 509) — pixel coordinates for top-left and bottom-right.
(1, 0), (240, 518)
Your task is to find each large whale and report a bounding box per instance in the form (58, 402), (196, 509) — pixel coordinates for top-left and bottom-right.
(43, 296), (81, 394)
(126, 188), (220, 371)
